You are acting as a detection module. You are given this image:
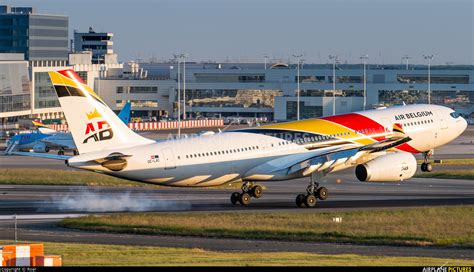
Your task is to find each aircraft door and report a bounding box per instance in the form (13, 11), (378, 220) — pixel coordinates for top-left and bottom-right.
(434, 110), (448, 147)
(437, 110), (448, 130)
(162, 147), (176, 169)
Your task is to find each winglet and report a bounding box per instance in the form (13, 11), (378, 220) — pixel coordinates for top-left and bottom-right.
(32, 120), (57, 134)
(392, 123), (405, 135)
(32, 120), (49, 128)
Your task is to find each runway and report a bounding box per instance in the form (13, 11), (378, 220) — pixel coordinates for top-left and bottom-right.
(0, 174), (473, 259)
(1, 170), (474, 214)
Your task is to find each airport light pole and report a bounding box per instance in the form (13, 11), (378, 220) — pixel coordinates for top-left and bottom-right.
(329, 55), (339, 115)
(264, 54), (269, 70)
(180, 53), (188, 120)
(174, 54), (181, 138)
(423, 54), (434, 104)
(402, 55), (411, 70)
(360, 55), (369, 111)
(293, 54), (303, 120)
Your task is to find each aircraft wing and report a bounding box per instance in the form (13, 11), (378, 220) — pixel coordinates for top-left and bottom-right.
(244, 124), (412, 180)
(244, 144), (363, 179)
(11, 151), (71, 161)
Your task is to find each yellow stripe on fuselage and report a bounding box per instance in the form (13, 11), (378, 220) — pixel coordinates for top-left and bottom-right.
(262, 119), (376, 145)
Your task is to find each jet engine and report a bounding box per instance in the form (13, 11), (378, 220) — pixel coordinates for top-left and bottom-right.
(355, 152), (417, 182)
(33, 142), (50, 153)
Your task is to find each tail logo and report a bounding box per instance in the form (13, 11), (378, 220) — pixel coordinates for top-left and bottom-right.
(83, 108), (114, 144)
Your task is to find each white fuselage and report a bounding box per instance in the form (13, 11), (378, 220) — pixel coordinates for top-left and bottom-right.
(67, 104), (467, 187)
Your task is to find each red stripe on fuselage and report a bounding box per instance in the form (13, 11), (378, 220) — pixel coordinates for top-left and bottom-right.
(322, 113), (386, 141)
(394, 143), (421, 153)
(322, 113), (421, 153)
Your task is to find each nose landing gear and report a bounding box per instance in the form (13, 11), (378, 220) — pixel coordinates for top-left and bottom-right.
(421, 150), (434, 172)
(230, 182), (263, 206)
(295, 172), (328, 208)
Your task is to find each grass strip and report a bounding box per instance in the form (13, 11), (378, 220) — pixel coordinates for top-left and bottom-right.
(0, 168), (244, 188)
(415, 170), (474, 180)
(0, 168), (149, 187)
(1, 240), (472, 266)
(416, 159), (474, 165)
(61, 206), (474, 248)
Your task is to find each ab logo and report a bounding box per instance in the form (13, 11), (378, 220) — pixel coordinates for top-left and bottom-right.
(83, 108), (114, 143)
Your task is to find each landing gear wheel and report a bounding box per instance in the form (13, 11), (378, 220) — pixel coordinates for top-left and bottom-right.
(73, 150), (79, 155)
(296, 194), (306, 208)
(57, 150), (64, 155)
(421, 150), (434, 172)
(230, 192), (240, 205)
(239, 193), (251, 206)
(250, 185), (263, 198)
(316, 187), (328, 200)
(304, 194), (317, 208)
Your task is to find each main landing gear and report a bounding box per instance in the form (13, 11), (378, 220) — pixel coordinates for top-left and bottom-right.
(57, 149), (65, 155)
(296, 172), (328, 208)
(230, 182), (263, 206)
(421, 150), (433, 172)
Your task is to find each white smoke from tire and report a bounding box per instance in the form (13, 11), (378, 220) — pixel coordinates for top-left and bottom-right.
(52, 189), (191, 212)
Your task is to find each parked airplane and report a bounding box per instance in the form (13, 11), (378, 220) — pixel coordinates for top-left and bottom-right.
(6, 100), (131, 155)
(14, 70), (468, 208)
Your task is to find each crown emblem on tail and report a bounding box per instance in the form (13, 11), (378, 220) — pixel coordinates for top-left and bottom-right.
(86, 108), (102, 120)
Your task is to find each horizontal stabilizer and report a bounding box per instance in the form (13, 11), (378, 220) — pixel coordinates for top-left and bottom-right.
(12, 151), (71, 161)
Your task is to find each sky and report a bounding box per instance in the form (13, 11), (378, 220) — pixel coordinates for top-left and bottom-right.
(7, 0), (474, 65)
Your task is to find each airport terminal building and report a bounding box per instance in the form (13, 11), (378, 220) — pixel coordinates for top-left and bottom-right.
(95, 62), (474, 121)
(1, 58), (474, 124)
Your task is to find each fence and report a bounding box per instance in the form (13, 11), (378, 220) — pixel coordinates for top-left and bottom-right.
(48, 119), (224, 132)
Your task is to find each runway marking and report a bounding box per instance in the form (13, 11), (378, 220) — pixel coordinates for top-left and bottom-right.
(0, 214), (85, 220)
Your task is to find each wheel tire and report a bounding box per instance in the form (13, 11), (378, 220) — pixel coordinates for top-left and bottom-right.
(73, 150), (79, 155)
(230, 192), (240, 205)
(421, 163), (427, 172)
(45, 147), (49, 153)
(304, 194), (317, 208)
(296, 194), (306, 208)
(317, 187), (328, 200)
(250, 185), (264, 198)
(239, 193), (251, 206)
(425, 163), (433, 172)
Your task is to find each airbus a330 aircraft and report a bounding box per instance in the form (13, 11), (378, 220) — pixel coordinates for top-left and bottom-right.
(15, 69), (468, 208)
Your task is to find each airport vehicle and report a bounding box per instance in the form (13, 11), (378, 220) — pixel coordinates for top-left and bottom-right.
(14, 70), (468, 208)
(6, 101), (131, 155)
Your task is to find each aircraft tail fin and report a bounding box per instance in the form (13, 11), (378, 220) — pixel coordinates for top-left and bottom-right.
(32, 120), (57, 134)
(48, 69), (153, 154)
(117, 101), (131, 124)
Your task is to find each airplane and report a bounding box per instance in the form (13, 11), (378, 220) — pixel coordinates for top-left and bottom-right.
(13, 69), (468, 208)
(6, 100), (131, 156)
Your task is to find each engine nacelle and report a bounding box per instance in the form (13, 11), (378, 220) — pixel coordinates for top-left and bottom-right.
(355, 152), (417, 182)
(32, 142), (49, 153)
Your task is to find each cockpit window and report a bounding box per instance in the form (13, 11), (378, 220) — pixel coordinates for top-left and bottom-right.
(450, 112), (460, 119)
